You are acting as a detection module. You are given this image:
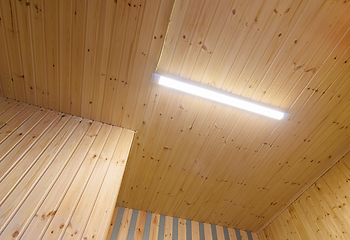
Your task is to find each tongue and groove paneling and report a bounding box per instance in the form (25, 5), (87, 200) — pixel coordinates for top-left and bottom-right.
(0, 97), (134, 240)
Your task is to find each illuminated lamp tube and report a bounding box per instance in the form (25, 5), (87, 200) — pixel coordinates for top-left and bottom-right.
(151, 73), (289, 120)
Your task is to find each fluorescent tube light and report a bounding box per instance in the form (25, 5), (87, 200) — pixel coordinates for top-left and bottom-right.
(151, 73), (289, 120)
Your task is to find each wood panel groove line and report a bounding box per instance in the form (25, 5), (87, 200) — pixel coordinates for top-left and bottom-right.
(0, 100), (134, 239)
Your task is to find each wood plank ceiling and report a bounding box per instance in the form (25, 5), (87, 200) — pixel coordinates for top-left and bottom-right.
(0, 0), (350, 233)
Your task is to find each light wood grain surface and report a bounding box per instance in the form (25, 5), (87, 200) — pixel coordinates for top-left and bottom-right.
(0, 0), (349, 232)
(0, 100), (134, 239)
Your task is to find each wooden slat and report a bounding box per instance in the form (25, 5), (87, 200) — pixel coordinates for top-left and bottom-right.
(149, 213), (160, 240)
(70, 0), (87, 116)
(41, 124), (112, 239)
(58, 0), (73, 113)
(21, 121), (102, 239)
(0, 116), (83, 237)
(164, 215), (173, 240)
(43, 0), (59, 111)
(216, 225), (225, 240)
(122, 0), (175, 129)
(192, 220), (200, 240)
(110, 0), (145, 126)
(0, 4), (14, 99)
(251, 232), (259, 240)
(0, 104), (37, 142)
(133, 210), (147, 240)
(228, 228), (237, 240)
(80, 0), (101, 118)
(83, 129), (134, 240)
(116, 208), (133, 240)
(100, 1), (129, 124)
(15, 0), (36, 105)
(0, 108), (53, 179)
(0, 112), (69, 182)
(90, 0), (116, 121)
(0, 0), (26, 102)
(29, 0), (48, 108)
(204, 223), (212, 240)
(0, 98), (17, 115)
(62, 126), (122, 239)
(178, 218), (186, 240)
(106, 206), (120, 240)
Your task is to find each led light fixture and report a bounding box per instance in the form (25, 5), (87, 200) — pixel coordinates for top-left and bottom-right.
(151, 73), (289, 120)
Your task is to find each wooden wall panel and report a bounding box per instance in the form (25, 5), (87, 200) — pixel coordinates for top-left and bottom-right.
(259, 153), (350, 239)
(108, 207), (259, 240)
(0, 98), (134, 239)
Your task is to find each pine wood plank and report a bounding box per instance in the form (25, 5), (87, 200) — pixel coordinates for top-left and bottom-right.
(192, 220), (200, 240)
(40, 124), (111, 239)
(239, 0), (304, 99)
(133, 210), (147, 240)
(258, 231), (267, 240)
(0, 108), (53, 178)
(29, 0), (48, 108)
(225, 0), (292, 95)
(0, 115), (79, 204)
(110, 0), (144, 126)
(149, 213), (160, 240)
(210, 0), (264, 90)
(80, 0), (102, 118)
(116, 208), (133, 240)
(0, 104), (38, 143)
(62, 126), (122, 239)
(190, 0), (237, 83)
(156, 0), (192, 73)
(0, 5), (14, 99)
(198, 0), (250, 86)
(83, 129), (134, 240)
(153, 102), (225, 214)
(70, 0), (87, 116)
(100, 1), (129, 124)
(21, 120), (101, 239)
(251, 0), (330, 103)
(270, 0), (350, 108)
(58, 0), (73, 113)
(251, 232), (259, 240)
(0, 0), (26, 102)
(164, 215), (173, 240)
(0, 98), (17, 115)
(240, 229), (249, 240)
(0, 100), (28, 125)
(90, 0), (116, 121)
(0, 112), (69, 183)
(122, 0), (175, 130)
(106, 206), (120, 240)
(178, 218), (186, 240)
(2, 119), (92, 240)
(43, 0), (59, 111)
(14, 0), (37, 105)
(227, 228), (237, 240)
(204, 223), (212, 240)
(0, 117), (84, 237)
(216, 225), (225, 240)
(177, 0), (221, 79)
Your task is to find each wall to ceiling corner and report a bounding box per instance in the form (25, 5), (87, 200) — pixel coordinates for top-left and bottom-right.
(258, 152), (350, 239)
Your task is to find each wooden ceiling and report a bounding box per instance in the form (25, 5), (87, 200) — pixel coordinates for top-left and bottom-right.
(0, 0), (350, 233)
